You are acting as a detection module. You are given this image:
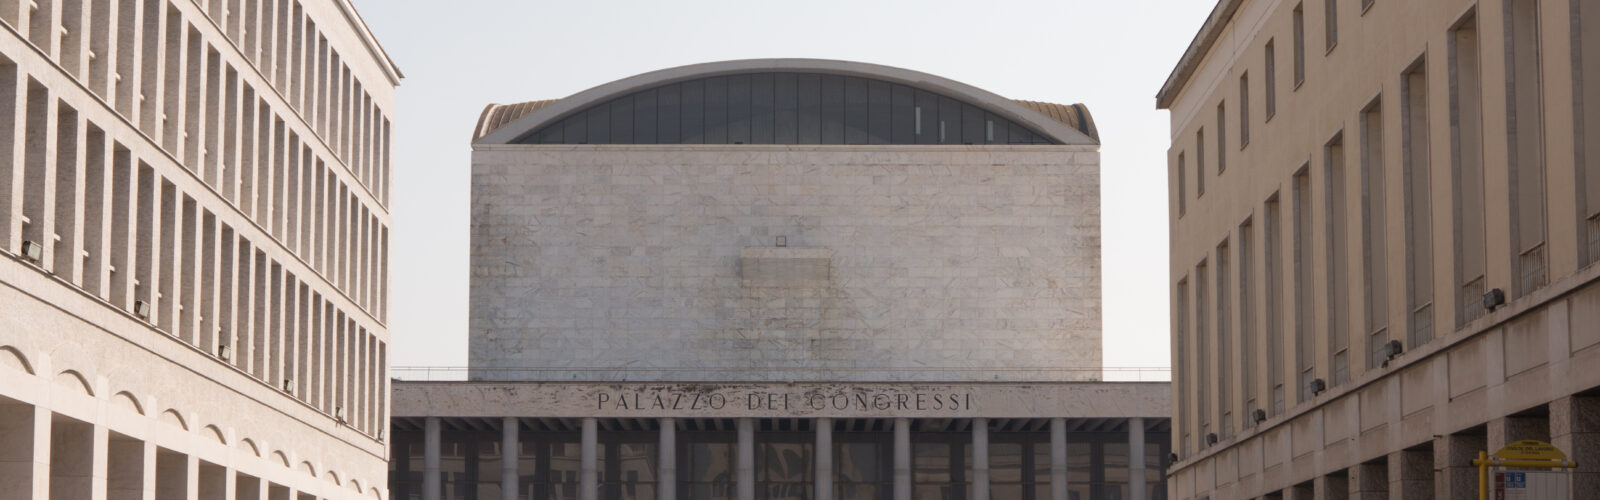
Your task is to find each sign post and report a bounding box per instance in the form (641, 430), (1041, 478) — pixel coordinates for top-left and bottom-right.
(1472, 440), (1577, 500)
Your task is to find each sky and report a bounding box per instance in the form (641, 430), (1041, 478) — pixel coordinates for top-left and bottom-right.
(350, 0), (1217, 378)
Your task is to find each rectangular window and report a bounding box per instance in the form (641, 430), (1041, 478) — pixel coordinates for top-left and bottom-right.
(1324, 133), (1350, 385)
(53, 103), (80, 278)
(1197, 128), (1207, 195)
(1450, 11), (1486, 327)
(1239, 74), (1250, 148)
(1266, 40), (1278, 118)
(1292, 168), (1314, 403)
(1215, 240), (1232, 439)
(1175, 278), (1191, 457)
(1265, 195), (1285, 415)
(1579, 0), (1600, 267)
(1325, 0), (1339, 52)
(1360, 99), (1389, 374)
(1177, 153), (1188, 217)
(1294, 3), (1307, 86)
(1196, 260), (1210, 445)
(1217, 102), (1228, 170)
(1507, 0), (1547, 297)
(1239, 218), (1257, 423)
(1402, 58), (1434, 348)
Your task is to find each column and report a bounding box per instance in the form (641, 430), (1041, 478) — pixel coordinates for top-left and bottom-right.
(1552, 396), (1600, 495)
(581, 418), (598, 500)
(1129, 417), (1145, 500)
(736, 418), (754, 500)
(971, 418), (989, 500)
(815, 418), (832, 500)
(502, 417), (519, 500)
(1433, 433), (1482, 499)
(892, 418), (909, 500)
(423, 417), (440, 500)
(1314, 474), (1347, 500)
(1386, 448), (1430, 499)
(660, 418), (676, 500)
(1050, 418), (1066, 500)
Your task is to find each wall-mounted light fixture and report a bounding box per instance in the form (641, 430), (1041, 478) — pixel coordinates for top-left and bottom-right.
(20, 240), (42, 262)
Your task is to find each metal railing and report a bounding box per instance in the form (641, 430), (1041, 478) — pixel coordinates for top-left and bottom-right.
(390, 366), (1172, 382)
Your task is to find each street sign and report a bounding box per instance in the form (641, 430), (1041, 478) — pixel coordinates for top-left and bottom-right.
(1494, 470), (1567, 500)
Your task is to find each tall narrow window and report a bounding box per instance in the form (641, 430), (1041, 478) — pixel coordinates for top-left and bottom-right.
(1196, 260), (1210, 445)
(1450, 11), (1486, 327)
(1325, 0), (1339, 52)
(1294, 4), (1307, 86)
(1324, 133), (1350, 385)
(1216, 240), (1232, 439)
(1178, 152), (1188, 217)
(1265, 195), (1285, 415)
(1239, 74), (1251, 148)
(1402, 59), (1435, 348)
(1197, 128), (1207, 195)
(1217, 103), (1228, 171)
(1507, 0), (1547, 297)
(1175, 278), (1190, 457)
(1239, 218), (1257, 424)
(1578, 0), (1600, 266)
(1360, 100), (1389, 372)
(1266, 40), (1278, 118)
(1292, 168), (1314, 403)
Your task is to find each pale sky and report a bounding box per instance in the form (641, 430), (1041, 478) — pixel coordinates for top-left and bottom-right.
(351, 0), (1216, 377)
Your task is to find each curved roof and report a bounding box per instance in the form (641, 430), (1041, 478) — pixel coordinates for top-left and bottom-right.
(473, 59), (1099, 145)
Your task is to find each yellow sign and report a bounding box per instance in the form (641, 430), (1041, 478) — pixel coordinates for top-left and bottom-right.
(1493, 440), (1567, 461)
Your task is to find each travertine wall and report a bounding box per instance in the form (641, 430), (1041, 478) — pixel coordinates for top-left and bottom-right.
(469, 145), (1101, 382)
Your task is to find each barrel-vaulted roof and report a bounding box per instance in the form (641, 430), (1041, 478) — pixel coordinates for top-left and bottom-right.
(472, 59), (1099, 145)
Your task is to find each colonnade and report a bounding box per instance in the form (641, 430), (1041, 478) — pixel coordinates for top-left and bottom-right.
(414, 416), (1150, 500)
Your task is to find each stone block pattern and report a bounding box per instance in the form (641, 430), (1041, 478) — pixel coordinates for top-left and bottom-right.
(469, 146), (1101, 382)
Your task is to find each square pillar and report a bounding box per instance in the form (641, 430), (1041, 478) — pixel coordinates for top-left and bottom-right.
(1387, 447), (1431, 500)
(423, 417), (440, 500)
(0, 404), (51, 500)
(1348, 460), (1387, 500)
(504, 417), (519, 500)
(1434, 433), (1483, 499)
(1129, 417), (1145, 500)
(736, 418), (754, 500)
(659, 418), (676, 500)
(1552, 395), (1600, 496)
(1050, 418), (1067, 500)
(892, 418), (908, 500)
(815, 418), (831, 500)
(971, 418), (989, 500)
(1314, 472), (1348, 500)
(581, 417), (598, 500)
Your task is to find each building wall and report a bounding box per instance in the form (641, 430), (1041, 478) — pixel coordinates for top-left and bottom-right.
(0, 0), (397, 497)
(1163, 0), (1600, 498)
(469, 145), (1101, 382)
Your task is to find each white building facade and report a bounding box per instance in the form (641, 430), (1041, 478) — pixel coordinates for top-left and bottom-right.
(0, 0), (399, 498)
(391, 59), (1169, 500)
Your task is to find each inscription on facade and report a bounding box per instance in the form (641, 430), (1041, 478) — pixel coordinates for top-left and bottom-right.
(595, 390), (975, 412)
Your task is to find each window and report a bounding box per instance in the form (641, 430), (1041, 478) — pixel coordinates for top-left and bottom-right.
(1216, 240), (1233, 439)
(1507, 0), (1547, 297)
(1360, 99), (1388, 373)
(1324, 133), (1350, 384)
(1450, 11), (1486, 327)
(1196, 260), (1210, 445)
(1292, 168), (1314, 403)
(520, 73), (1057, 145)
(1325, 0), (1339, 52)
(1294, 4), (1307, 86)
(1197, 128), (1207, 195)
(1239, 74), (1250, 148)
(1401, 58), (1434, 348)
(1175, 278), (1191, 456)
(1217, 102), (1228, 171)
(1266, 40), (1278, 118)
(1579, 0), (1600, 267)
(1265, 195), (1285, 416)
(1239, 218), (1257, 423)
(1178, 153), (1188, 217)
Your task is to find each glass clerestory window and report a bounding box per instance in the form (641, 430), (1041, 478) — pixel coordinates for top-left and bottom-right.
(515, 72), (1056, 145)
